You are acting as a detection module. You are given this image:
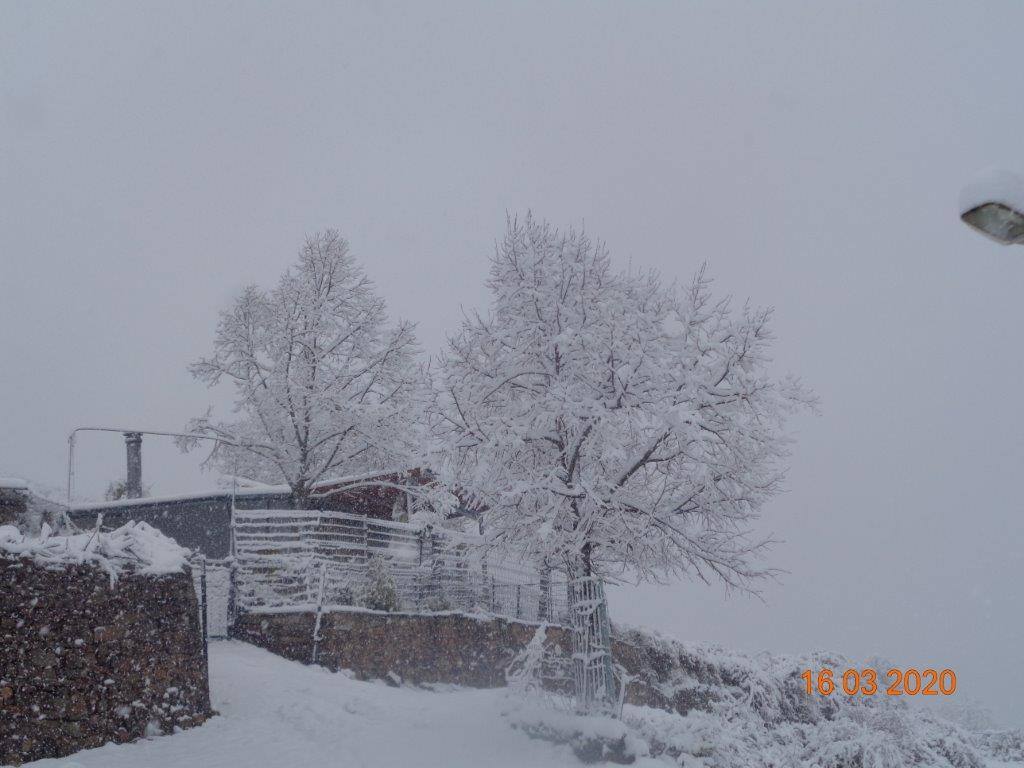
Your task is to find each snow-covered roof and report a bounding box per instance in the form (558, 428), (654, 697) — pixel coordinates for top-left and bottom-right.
(0, 477), (29, 491)
(0, 520), (191, 578)
(70, 485), (292, 512)
(69, 470), (421, 512)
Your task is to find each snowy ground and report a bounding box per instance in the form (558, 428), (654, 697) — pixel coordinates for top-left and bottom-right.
(18, 639), (1021, 768)
(22, 641), (586, 768)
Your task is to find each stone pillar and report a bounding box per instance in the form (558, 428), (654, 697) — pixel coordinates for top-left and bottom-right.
(124, 432), (143, 498)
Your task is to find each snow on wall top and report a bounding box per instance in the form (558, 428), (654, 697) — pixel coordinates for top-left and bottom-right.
(0, 477), (29, 490)
(0, 520), (191, 579)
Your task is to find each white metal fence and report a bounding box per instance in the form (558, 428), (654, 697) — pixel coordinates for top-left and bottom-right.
(232, 509), (570, 625)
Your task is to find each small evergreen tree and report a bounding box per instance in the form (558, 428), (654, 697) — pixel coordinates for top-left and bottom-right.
(359, 555), (399, 612)
(104, 479), (128, 501)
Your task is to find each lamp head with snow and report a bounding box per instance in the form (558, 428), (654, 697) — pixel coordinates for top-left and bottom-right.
(959, 168), (1024, 245)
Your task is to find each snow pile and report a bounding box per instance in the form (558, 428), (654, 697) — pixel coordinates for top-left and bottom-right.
(0, 520), (190, 579)
(616, 697), (1015, 768)
(509, 704), (647, 764)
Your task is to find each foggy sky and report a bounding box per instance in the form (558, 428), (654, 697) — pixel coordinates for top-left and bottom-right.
(3, 1), (1023, 726)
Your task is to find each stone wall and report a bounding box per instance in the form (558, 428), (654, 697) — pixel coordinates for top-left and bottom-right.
(234, 610), (571, 688)
(232, 610), (701, 713)
(1, 556), (212, 765)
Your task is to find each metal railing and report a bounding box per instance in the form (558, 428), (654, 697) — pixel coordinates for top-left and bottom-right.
(231, 509), (570, 625)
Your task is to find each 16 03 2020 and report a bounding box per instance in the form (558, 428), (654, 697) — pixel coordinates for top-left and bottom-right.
(800, 668), (957, 696)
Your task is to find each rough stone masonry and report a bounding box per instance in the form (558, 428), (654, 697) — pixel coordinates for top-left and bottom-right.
(232, 609), (722, 717)
(0, 554), (211, 764)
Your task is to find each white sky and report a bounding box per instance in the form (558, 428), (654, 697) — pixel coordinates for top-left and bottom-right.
(2, 1), (1023, 727)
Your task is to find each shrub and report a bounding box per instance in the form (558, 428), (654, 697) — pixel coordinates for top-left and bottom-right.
(359, 556), (399, 612)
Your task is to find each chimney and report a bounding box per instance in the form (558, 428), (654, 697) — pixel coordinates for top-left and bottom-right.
(124, 432), (143, 499)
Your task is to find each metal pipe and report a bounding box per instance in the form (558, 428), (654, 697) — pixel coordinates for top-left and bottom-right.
(124, 432), (143, 498)
(65, 426), (238, 514)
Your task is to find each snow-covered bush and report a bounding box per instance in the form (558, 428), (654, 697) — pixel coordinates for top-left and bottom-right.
(976, 728), (1024, 763)
(505, 625), (573, 701)
(504, 625), (1019, 768)
(359, 555), (399, 612)
(423, 594), (452, 612)
(613, 629), (1015, 768)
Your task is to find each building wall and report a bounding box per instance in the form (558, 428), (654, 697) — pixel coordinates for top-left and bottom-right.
(70, 495), (238, 557)
(68, 487), (407, 559)
(0, 557), (212, 765)
(68, 492), (298, 558)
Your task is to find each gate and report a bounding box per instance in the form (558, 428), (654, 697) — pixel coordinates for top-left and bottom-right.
(191, 557), (234, 639)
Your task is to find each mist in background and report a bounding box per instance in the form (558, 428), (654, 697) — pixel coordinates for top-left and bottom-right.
(3, 1), (1022, 726)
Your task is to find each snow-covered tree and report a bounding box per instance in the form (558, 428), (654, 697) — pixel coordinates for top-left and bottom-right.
(430, 215), (816, 589)
(183, 230), (423, 507)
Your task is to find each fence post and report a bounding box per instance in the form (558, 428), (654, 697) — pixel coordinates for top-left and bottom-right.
(415, 528), (432, 610)
(226, 560), (237, 635)
(310, 562), (328, 665)
(415, 527), (426, 610)
(479, 552), (489, 613)
(515, 584), (522, 619)
(199, 555), (209, 665)
(539, 564), (551, 623)
(422, 524), (435, 609)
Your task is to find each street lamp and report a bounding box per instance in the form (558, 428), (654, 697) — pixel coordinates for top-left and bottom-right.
(959, 168), (1024, 245)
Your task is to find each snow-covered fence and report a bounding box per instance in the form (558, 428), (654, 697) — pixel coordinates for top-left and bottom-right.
(231, 509), (570, 625)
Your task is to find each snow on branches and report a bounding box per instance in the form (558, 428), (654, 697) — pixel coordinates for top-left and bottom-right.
(182, 230), (424, 505)
(429, 214), (816, 589)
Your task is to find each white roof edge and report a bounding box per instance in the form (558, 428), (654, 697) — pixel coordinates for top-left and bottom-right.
(68, 470), (422, 512)
(70, 485), (292, 512)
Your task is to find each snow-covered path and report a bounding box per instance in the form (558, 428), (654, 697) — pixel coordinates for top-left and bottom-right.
(23, 641), (581, 768)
